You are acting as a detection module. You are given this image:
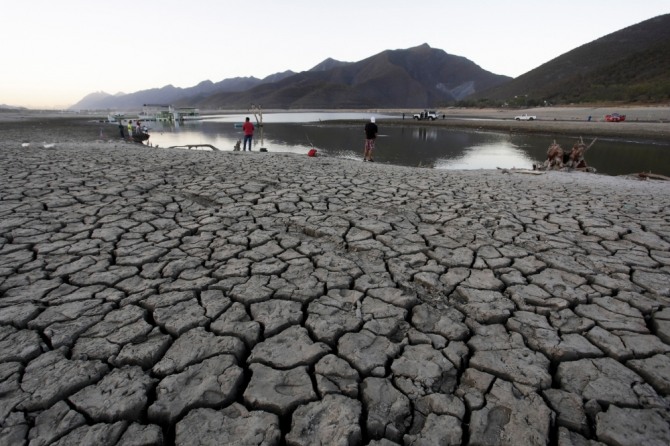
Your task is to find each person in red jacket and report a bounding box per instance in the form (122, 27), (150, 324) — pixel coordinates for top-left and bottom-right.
(242, 117), (255, 151)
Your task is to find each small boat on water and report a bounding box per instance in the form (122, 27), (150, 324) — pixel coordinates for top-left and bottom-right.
(132, 132), (150, 143)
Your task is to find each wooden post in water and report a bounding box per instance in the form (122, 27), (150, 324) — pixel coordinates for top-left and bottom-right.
(250, 104), (266, 150)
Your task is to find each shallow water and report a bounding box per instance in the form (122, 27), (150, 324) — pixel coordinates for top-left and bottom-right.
(140, 112), (670, 176)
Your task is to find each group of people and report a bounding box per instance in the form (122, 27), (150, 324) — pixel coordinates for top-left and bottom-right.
(116, 115), (378, 158)
(117, 120), (146, 139)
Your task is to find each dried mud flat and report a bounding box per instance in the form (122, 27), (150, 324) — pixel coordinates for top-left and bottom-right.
(1, 120), (670, 445)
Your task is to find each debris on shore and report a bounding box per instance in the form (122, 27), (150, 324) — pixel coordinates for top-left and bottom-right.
(535, 137), (597, 172)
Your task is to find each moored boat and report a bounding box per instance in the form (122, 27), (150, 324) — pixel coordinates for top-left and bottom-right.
(140, 104), (173, 122)
(173, 107), (201, 121)
(132, 132), (150, 143)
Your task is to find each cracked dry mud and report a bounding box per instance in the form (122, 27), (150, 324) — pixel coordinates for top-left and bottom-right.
(1, 141), (670, 445)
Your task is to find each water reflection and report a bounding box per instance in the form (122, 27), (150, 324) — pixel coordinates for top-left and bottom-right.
(436, 142), (535, 170)
(142, 113), (670, 176)
(411, 128), (438, 141)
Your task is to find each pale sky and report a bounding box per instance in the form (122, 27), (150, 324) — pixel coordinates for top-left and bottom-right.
(2, 0), (668, 109)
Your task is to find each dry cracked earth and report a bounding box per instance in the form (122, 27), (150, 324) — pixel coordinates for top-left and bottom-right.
(1, 140), (670, 445)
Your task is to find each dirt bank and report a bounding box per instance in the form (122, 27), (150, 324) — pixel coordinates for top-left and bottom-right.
(378, 106), (670, 141)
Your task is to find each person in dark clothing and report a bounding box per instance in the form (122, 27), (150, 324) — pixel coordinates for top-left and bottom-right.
(364, 117), (378, 162)
(118, 123), (125, 138)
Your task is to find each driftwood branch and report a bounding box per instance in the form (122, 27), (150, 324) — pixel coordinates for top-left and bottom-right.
(168, 144), (220, 152)
(638, 172), (670, 181)
(585, 137), (598, 151)
(538, 136), (596, 172)
(497, 167), (546, 175)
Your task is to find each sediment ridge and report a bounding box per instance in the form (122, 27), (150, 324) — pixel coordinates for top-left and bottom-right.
(1, 127), (670, 445)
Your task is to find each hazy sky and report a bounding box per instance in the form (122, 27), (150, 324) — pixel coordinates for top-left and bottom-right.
(2, 0), (668, 109)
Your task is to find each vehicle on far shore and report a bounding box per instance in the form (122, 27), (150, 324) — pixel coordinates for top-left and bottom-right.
(514, 114), (537, 121)
(413, 110), (439, 120)
(605, 113), (626, 122)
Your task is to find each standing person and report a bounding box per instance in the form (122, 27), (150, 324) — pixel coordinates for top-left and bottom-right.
(127, 120), (133, 137)
(242, 117), (255, 151)
(364, 116), (378, 162)
(118, 122), (125, 138)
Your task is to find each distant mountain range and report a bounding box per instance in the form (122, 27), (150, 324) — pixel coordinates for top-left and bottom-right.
(0, 104), (27, 111)
(70, 44), (509, 110)
(70, 72), (296, 110)
(70, 13), (670, 110)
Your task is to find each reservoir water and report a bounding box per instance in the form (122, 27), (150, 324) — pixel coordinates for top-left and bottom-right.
(141, 112), (670, 176)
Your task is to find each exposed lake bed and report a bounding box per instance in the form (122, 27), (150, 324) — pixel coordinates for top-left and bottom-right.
(2, 105), (670, 444)
(1, 134), (669, 445)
